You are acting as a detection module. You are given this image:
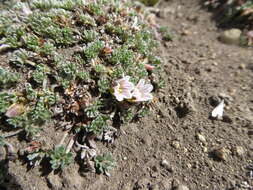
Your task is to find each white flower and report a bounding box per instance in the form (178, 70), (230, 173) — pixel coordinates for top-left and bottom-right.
(113, 76), (134, 101)
(211, 100), (224, 120)
(132, 79), (153, 102)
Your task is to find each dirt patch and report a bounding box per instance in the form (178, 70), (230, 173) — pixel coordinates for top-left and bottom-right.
(1, 0), (253, 190)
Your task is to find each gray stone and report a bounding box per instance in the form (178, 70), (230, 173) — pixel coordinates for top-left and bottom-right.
(160, 159), (174, 172)
(196, 133), (206, 143)
(219, 28), (242, 45)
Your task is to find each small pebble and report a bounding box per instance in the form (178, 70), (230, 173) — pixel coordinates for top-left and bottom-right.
(160, 159), (174, 172)
(213, 147), (229, 161)
(203, 147), (208, 152)
(161, 159), (169, 167)
(196, 133), (206, 143)
(181, 29), (191, 36)
(171, 141), (180, 149)
(212, 61), (218, 66)
(150, 171), (159, 178)
(187, 163), (192, 168)
(238, 64), (246, 70)
(233, 146), (245, 157)
(219, 28), (242, 45)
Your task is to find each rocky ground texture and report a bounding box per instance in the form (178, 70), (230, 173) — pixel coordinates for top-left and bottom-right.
(1, 0), (253, 189)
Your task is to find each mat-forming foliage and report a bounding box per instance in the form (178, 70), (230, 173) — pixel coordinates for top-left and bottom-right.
(0, 0), (164, 175)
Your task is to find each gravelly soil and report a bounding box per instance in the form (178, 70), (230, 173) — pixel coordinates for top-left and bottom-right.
(1, 0), (253, 190)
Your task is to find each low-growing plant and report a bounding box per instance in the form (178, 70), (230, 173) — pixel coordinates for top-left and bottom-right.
(0, 67), (19, 87)
(0, 0), (163, 175)
(85, 100), (102, 118)
(109, 46), (134, 66)
(0, 93), (17, 114)
(159, 26), (173, 41)
(83, 30), (98, 42)
(4, 25), (25, 48)
(32, 65), (50, 84)
(49, 146), (73, 170)
(86, 115), (109, 136)
(97, 77), (110, 93)
(121, 109), (135, 123)
(204, 0), (253, 30)
(10, 49), (37, 67)
(83, 41), (104, 61)
(0, 136), (5, 147)
(27, 11), (76, 46)
(94, 153), (116, 176)
(78, 14), (97, 27)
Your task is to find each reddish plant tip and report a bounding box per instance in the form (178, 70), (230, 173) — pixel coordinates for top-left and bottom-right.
(144, 63), (155, 71)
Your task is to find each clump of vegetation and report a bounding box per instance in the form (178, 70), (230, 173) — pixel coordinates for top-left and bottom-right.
(0, 0), (164, 175)
(159, 26), (173, 41)
(94, 153), (116, 176)
(0, 67), (19, 87)
(0, 136), (5, 147)
(204, 0), (253, 45)
(204, 0), (253, 26)
(49, 146), (73, 170)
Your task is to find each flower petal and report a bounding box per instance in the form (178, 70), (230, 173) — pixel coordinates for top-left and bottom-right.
(113, 90), (124, 101)
(144, 84), (153, 93)
(122, 81), (134, 91)
(116, 94), (124, 101)
(122, 90), (132, 99)
(132, 88), (141, 98)
(136, 79), (145, 88)
(140, 93), (153, 101)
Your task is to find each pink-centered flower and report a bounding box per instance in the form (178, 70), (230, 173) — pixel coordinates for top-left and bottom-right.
(113, 76), (134, 101)
(132, 79), (153, 102)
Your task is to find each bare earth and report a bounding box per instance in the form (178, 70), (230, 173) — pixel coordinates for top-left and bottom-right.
(2, 0), (253, 190)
